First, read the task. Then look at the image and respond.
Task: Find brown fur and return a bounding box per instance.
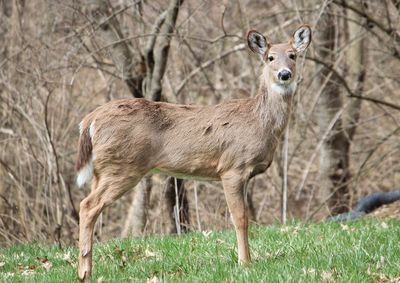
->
[77,25,312,281]
[76,127,93,172]
[78,95,289,180]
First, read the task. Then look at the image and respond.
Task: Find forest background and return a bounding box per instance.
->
[0,0,399,247]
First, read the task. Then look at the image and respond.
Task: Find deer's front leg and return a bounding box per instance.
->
[221,171,251,264]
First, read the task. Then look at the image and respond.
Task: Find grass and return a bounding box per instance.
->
[1,219,400,282]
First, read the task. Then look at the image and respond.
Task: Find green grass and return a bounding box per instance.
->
[1,219,400,282]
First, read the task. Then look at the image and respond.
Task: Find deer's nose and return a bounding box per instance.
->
[278,70,292,81]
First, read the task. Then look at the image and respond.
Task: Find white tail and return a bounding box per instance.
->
[77,25,312,281]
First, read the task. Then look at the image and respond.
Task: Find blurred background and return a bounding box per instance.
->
[0,0,399,247]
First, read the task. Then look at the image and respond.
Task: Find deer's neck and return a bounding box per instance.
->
[255,76,296,132]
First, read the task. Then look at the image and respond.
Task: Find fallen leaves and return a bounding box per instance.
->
[62,251,74,265]
[202,230,212,238]
[302,268,337,282]
[280,226,290,233]
[114,246,127,268]
[340,223,356,233]
[280,225,301,235]
[376,256,385,270]
[367,268,399,282]
[36,256,53,271]
[14,264,36,277]
[147,275,160,283]
[381,222,389,229]
[0,254,57,279]
[302,267,316,278]
[321,270,335,282]
[144,248,158,258]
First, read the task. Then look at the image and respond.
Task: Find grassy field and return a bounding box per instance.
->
[1,219,399,282]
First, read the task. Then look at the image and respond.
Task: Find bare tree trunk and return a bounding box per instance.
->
[343,4,366,141]
[162,177,190,234]
[316,2,366,215]
[316,5,351,215]
[121,176,152,237]
[90,0,145,98]
[342,1,366,206]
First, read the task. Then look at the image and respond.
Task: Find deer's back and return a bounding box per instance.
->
[86,98,271,178]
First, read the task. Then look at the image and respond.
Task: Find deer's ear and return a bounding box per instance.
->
[247,30,268,55]
[292,25,312,53]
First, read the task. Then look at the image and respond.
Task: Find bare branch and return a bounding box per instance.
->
[332,0,400,58]
[306,56,400,111]
[147,0,184,101]
[176,43,246,96]
[90,0,145,97]
[347,94,400,111]
[144,10,168,92]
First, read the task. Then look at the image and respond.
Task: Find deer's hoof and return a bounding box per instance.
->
[239,259,251,266]
[78,269,90,282]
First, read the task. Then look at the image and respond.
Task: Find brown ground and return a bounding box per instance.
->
[369,201,400,220]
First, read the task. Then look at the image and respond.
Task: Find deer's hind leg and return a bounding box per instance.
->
[78,171,143,281]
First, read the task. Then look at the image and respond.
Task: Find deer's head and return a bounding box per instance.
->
[247,25,312,96]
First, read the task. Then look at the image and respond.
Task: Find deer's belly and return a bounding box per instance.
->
[149,168,220,181]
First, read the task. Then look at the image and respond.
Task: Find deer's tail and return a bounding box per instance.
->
[76,119,95,188]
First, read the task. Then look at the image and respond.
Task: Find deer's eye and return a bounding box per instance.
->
[289,53,296,60]
[268,56,274,62]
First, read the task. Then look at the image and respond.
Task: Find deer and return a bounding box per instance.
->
[76,25,312,281]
